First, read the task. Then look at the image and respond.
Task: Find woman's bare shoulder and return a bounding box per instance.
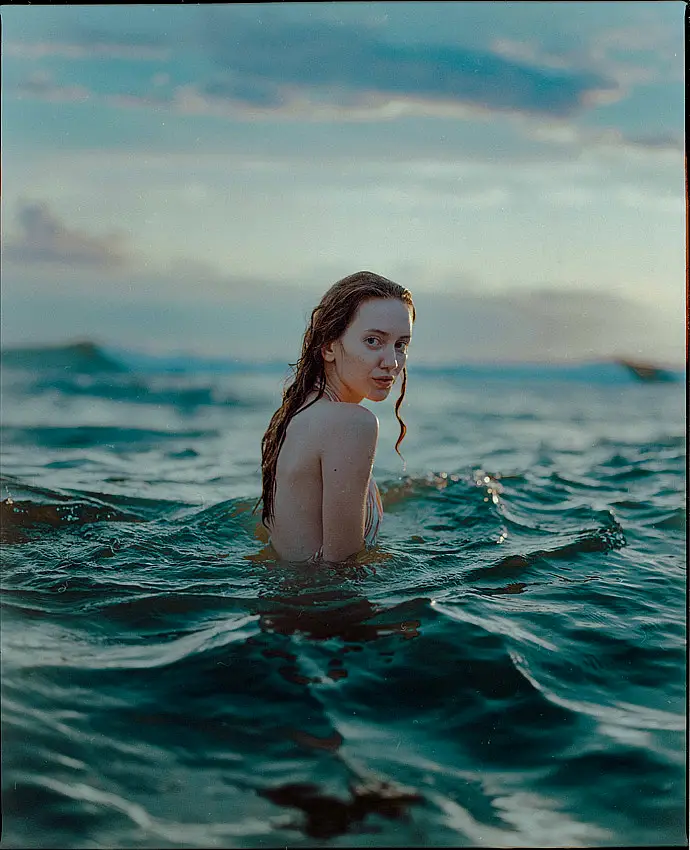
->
[320,403,379,451]
[325,399,378,427]
[296,398,378,441]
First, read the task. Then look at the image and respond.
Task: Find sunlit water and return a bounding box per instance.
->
[1,343,686,848]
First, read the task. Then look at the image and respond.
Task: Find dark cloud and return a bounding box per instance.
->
[621,132,684,152]
[199,14,615,118]
[3,259,682,364]
[55,11,173,58]
[411,288,676,363]
[16,71,90,102]
[5,201,129,269]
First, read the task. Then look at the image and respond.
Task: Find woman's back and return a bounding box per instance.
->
[268,391,380,562]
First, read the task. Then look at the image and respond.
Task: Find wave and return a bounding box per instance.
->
[2,341,684,383]
[0,475,190,543]
[460,517,626,585]
[1,425,218,449]
[0,494,145,544]
[0,340,284,377]
[1,341,270,407]
[1,340,126,374]
[25,376,239,409]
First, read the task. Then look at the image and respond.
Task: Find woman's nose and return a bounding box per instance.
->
[381,345,398,369]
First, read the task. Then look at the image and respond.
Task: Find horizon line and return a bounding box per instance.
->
[0,337,685,372]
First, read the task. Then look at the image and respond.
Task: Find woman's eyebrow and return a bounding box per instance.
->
[363,328,411,340]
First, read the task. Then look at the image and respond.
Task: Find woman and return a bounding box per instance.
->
[257,271,415,563]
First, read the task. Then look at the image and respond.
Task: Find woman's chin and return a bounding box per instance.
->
[367,384,393,401]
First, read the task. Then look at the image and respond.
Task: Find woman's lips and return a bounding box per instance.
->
[373,377,394,386]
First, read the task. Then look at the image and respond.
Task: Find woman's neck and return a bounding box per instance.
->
[322,384,343,403]
[321,375,364,404]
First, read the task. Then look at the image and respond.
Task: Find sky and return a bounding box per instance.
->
[2,2,686,365]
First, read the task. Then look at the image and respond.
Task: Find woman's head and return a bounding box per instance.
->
[301,271,415,404]
[322,296,413,403]
[258,271,415,526]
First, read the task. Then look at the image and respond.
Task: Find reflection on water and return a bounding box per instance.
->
[254,558,421,648]
[260,776,423,840]
[241,558,426,836]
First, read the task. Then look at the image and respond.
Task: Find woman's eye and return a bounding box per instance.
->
[365,337,408,352]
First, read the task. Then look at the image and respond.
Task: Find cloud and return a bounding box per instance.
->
[587,16,683,85]
[523,122,683,160]
[4,201,130,269]
[7,4,680,131]
[15,70,679,164]
[619,131,684,153]
[197,13,616,119]
[10,36,618,127]
[5,40,169,61]
[2,184,683,363]
[167,83,477,123]
[16,71,91,103]
[5,19,171,61]
[4,243,683,364]
[411,288,685,364]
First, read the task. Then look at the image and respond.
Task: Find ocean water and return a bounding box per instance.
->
[1,342,686,848]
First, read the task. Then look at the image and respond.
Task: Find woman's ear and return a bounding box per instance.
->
[322,341,336,363]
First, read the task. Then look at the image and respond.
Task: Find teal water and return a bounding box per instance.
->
[1,343,686,847]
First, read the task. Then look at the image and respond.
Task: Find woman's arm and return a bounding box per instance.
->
[320,406,379,563]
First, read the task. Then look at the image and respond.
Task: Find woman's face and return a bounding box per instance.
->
[323,297,413,403]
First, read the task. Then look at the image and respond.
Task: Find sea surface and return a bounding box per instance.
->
[1,342,686,848]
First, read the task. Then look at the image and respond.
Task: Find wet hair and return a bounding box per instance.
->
[256,271,415,528]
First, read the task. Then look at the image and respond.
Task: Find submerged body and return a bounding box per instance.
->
[268,385,384,562]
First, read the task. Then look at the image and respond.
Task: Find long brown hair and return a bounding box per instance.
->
[256,271,415,528]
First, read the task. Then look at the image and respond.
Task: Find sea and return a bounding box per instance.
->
[1,342,686,849]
